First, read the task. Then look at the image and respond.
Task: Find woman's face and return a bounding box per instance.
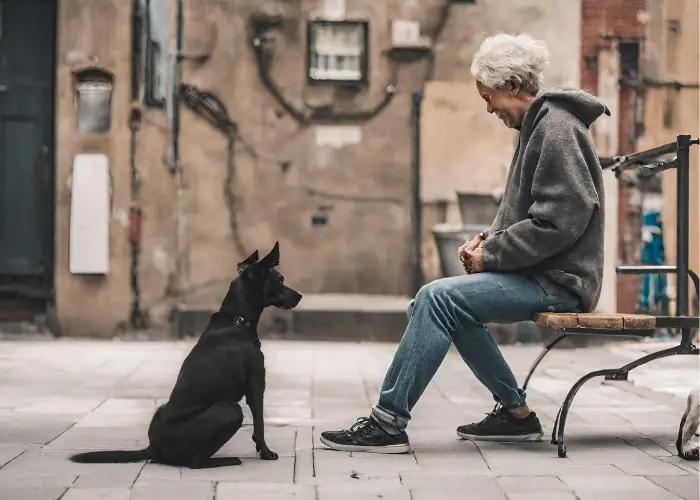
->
[476,80,525,130]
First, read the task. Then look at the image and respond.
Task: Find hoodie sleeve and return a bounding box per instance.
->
[481,121,600,271]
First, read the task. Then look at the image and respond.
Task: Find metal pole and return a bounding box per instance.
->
[173,0,183,169]
[169,0,185,297]
[410,91,423,297]
[676,134,690,317]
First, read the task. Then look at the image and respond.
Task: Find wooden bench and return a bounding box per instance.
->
[533,312,656,331]
[523,311,695,458]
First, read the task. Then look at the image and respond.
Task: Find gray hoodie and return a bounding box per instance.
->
[481,88,610,312]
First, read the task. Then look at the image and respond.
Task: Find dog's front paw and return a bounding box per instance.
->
[259,448,278,461]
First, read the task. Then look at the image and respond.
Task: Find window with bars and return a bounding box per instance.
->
[307,21,368,84]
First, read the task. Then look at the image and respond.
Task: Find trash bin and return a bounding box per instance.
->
[432,223,489,278]
[456,192,500,226]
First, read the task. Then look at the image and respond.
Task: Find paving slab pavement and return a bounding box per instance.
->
[0,338,696,499]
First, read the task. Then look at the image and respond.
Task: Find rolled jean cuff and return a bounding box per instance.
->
[371,404,407,435]
[499,388,527,410]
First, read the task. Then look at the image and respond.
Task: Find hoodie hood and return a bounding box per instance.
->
[522,87,611,132]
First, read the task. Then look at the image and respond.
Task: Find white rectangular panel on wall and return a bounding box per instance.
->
[69,154,110,274]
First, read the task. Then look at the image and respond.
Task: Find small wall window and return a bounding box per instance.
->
[131,0,143,101]
[145,39,164,106]
[74,68,114,133]
[132,0,168,107]
[307,20,369,85]
[619,42,640,80]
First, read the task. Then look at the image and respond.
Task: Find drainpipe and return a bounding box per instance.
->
[169,0,185,297]
[129,106,148,329]
[410,91,423,297]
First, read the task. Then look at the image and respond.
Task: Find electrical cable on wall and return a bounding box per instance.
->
[181,82,404,212]
[422,0,452,81]
[179,83,285,166]
[246,2,453,125]
[248,14,399,125]
[178,83,248,259]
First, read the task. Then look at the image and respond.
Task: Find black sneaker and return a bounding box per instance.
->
[457,405,543,442]
[320,417,411,454]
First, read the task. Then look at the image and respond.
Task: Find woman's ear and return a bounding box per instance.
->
[510,76,522,95]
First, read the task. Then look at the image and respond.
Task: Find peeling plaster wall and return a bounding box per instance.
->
[55,0,132,336]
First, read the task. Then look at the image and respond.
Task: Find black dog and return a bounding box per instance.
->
[70,242,302,469]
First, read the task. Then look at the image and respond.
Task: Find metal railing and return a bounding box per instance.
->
[601,134,700,345]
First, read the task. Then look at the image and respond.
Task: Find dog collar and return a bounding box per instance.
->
[233,316,254,330]
[218,308,258,337]
[236,316,260,344]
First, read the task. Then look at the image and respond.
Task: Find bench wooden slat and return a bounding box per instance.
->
[533,312,655,330]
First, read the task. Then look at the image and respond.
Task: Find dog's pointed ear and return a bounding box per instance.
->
[257,241,280,269]
[237,249,259,272]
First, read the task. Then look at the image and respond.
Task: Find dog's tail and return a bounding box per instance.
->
[69,448,151,464]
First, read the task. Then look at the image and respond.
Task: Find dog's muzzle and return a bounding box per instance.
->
[280,287,303,310]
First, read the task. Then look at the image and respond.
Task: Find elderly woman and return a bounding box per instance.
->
[320,33,610,452]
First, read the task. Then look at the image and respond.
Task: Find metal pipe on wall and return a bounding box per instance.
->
[410,91,423,297]
[169,0,185,297]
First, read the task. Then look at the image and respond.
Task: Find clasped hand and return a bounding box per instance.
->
[458,236,484,274]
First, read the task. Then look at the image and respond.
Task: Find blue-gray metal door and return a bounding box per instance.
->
[0,0,56,298]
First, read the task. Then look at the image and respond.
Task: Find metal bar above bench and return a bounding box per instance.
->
[616,266,700,307]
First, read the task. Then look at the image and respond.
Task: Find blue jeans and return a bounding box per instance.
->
[371,272,581,434]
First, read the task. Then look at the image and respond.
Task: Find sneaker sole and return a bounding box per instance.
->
[319,435,411,454]
[456,430,544,443]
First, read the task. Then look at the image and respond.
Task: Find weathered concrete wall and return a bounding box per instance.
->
[55,0,133,336]
[639,0,699,314]
[55,0,582,336]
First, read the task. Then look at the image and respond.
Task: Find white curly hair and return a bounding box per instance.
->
[471,33,550,95]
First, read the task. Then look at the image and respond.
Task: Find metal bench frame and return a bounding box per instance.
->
[523,134,700,458]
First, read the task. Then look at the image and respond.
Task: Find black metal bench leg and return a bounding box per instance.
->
[554,344,685,458]
[556,369,617,457]
[551,406,562,445]
[522,333,568,391]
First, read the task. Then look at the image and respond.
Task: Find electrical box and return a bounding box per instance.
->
[392,20,420,45]
[390,20,431,50]
[69,154,111,275]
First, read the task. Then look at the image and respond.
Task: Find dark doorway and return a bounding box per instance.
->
[0,0,57,320]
